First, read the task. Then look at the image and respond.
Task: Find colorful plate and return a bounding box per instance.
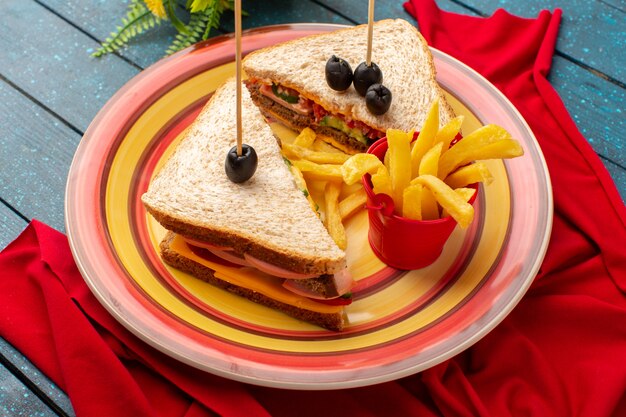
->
[65,24,552,389]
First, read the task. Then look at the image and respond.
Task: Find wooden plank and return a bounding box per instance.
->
[0,338,75,417]
[0,205,28,251]
[219,0,353,32]
[0,79,80,234]
[601,0,625,11]
[0,0,139,132]
[0,361,61,417]
[40,0,177,69]
[550,55,625,168]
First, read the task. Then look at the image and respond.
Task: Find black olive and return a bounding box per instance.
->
[353,62,383,96]
[365,84,392,115]
[225,144,258,183]
[325,55,353,91]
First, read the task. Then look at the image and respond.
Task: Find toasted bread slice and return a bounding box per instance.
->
[243,19,455,139]
[160,232,346,331]
[142,79,346,277]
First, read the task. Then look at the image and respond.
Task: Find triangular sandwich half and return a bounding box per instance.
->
[142,79,352,331]
[243,19,455,154]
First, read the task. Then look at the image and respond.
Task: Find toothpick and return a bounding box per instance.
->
[366,0,374,66]
[235,0,243,156]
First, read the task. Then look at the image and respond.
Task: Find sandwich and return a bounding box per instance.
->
[243,19,455,155]
[142,79,353,331]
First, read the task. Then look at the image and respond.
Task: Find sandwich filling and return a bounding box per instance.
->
[181,235,354,306]
[246,80,385,154]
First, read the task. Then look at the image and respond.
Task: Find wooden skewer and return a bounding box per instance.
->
[235,0,243,156]
[366,0,374,66]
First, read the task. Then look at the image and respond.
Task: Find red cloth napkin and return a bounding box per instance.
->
[2,1,626,416]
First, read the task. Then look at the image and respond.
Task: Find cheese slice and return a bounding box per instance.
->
[169,234,343,314]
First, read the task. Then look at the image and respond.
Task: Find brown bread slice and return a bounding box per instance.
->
[142,79,346,277]
[160,232,346,331]
[243,19,455,143]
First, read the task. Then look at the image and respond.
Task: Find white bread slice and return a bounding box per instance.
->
[142,79,346,276]
[243,19,455,133]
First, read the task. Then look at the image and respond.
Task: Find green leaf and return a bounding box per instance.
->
[165,0,190,34]
[189,0,212,13]
[92,0,162,57]
[166,1,228,55]
[94,0,239,57]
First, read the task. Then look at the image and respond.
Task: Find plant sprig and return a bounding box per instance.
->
[93,0,236,58]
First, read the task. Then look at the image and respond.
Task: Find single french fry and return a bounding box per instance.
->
[412,175,474,228]
[339,188,367,220]
[438,137,523,179]
[451,124,512,153]
[455,187,477,202]
[312,138,344,154]
[324,181,347,249]
[283,143,350,164]
[341,153,383,185]
[417,141,444,220]
[441,187,476,218]
[340,182,364,200]
[444,162,494,189]
[410,99,439,177]
[387,129,413,213]
[419,142,444,176]
[293,127,317,148]
[292,160,344,181]
[371,165,392,197]
[421,189,440,220]
[436,115,464,152]
[436,124,511,177]
[281,143,302,160]
[402,184,423,220]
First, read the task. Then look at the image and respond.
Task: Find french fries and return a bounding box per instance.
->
[419,142,443,177]
[341,154,383,185]
[281,99,524,249]
[312,138,344,154]
[411,175,474,228]
[324,181,347,250]
[282,142,351,165]
[444,162,493,189]
[402,184,423,220]
[292,160,343,182]
[387,129,413,212]
[435,115,464,152]
[371,165,392,196]
[418,142,443,220]
[410,99,438,177]
[344,102,521,229]
[437,125,522,178]
[293,127,317,148]
[339,188,367,220]
[282,129,368,251]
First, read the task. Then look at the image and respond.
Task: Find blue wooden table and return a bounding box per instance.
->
[0,0,624,414]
